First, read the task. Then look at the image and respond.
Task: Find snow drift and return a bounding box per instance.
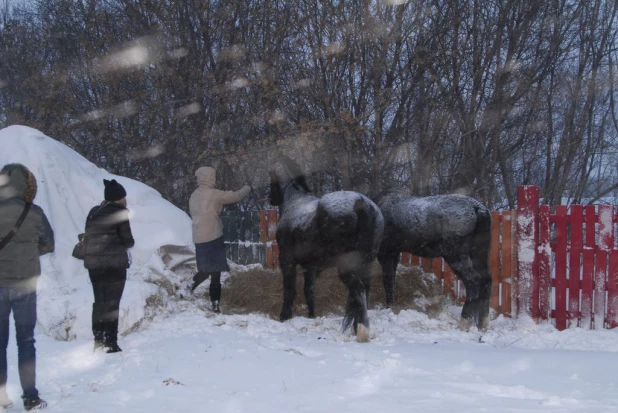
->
[0,125,195,340]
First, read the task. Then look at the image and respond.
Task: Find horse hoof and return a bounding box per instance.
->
[280,313,292,322]
[458,318,473,332]
[356,324,370,343]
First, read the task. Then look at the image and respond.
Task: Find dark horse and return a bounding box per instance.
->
[375,190,492,331]
[269,156,384,342]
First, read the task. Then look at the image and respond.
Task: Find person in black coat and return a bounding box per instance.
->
[83,179,134,353]
[0,163,53,411]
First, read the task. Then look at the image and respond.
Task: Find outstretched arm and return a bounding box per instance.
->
[218,185,252,205]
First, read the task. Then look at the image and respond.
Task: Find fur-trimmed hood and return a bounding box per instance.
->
[0,163,38,203]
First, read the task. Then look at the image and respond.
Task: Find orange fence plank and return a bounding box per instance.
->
[443,263,457,301]
[401,253,412,266]
[501,211,514,317]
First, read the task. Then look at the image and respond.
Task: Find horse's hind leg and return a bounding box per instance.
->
[473,256,492,330]
[280,262,297,322]
[445,254,492,331]
[302,266,317,318]
[378,252,399,307]
[339,264,371,342]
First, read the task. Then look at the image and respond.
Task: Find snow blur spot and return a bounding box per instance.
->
[82,109,105,122]
[509,357,532,372]
[454,382,549,400]
[0,187,16,198]
[540,396,580,406]
[291,78,311,90]
[229,78,249,90]
[169,48,188,58]
[101,45,150,72]
[175,103,201,119]
[81,100,137,122]
[0,174,8,186]
[219,44,246,61]
[144,145,165,158]
[323,42,344,56]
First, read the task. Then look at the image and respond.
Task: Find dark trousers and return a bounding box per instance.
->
[89,269,126,345]
[0,284,38,400]
[209,272,221,303]
[192,272,221,303]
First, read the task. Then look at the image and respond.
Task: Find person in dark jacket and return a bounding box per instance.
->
[0,164,53,411]
[84,179,134,353]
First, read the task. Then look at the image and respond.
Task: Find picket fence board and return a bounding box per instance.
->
[553,206,568,330]
[581,205,596,328]
[538,205,551,320]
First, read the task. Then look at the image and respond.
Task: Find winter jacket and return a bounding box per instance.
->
[189,167,251,243]
[0,164,54,287]
[84,202,135,270]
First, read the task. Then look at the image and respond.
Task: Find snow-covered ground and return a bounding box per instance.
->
[1,125,617,412]
[5,306,616,413]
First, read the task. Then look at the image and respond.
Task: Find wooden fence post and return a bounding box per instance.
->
[516,186,540,319]
[595,205,613,329]
[259,210,279,269]
[537,205,551,321]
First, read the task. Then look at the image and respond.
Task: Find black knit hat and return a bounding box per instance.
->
[104,179,127,201]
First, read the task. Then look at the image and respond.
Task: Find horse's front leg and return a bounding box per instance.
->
[377,252,399,307]
[302,266,318,318]
[280,261,297,322]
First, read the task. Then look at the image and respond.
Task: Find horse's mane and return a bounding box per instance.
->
[278,155,311,193]
[373,188,408,204]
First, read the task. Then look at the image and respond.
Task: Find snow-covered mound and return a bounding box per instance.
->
[0,125,195,340]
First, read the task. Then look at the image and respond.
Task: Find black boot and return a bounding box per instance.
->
[93,320,105,350]
[190,271,210,293]
[105,343,122,354]
[23,396,47,411]
[209,273,222,313]
[103,320,122,353]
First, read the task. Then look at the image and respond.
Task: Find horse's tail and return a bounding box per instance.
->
[354,196,382,261]
[473,205,492,257]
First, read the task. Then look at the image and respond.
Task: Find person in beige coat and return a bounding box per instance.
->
[189,166,251,312]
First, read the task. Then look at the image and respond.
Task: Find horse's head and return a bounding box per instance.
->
[268,155,311,206]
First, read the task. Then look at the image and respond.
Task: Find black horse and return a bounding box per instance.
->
[375,190,492,331]
[269,156,384,342]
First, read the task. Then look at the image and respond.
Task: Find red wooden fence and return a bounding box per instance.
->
[518,186,618,330]
[257,186,618,330]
